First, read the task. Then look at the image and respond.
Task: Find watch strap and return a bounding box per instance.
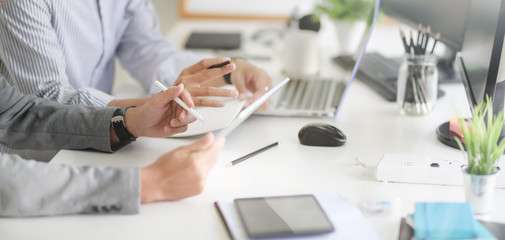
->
[111,107,136,150]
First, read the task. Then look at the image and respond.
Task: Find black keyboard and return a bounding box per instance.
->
[333,53,400,101]
[333,52,445,102]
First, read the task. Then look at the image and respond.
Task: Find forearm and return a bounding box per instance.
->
[0,80,115,152]
[107,98,149,108]
[116,0,200,92]
[0,154,140,217]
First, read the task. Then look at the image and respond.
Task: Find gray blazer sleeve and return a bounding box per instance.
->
[0,77,141,216]
[0,77,114,152]
[0,153,140,217]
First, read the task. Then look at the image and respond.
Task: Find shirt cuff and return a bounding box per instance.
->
[83,167,141,215]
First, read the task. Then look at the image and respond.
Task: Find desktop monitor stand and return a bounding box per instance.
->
[436,121,505,150]
[438,81,505,149]
[436,121,460,149]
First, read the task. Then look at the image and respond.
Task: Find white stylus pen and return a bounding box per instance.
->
[154,81,206,122]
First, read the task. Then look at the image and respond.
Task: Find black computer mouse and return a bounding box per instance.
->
[298,123,346,147]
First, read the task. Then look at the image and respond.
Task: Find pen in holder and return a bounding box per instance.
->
[398,27,440,116]
[397,54,438,115]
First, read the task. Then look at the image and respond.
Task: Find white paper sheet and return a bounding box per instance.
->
[215,192,380,240]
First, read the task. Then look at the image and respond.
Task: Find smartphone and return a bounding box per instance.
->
[234,194,335,238]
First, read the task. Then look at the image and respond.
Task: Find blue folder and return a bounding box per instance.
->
[413,202,495,239]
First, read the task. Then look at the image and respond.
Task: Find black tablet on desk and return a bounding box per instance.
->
[185,32,241,50]
[234,194,335,238]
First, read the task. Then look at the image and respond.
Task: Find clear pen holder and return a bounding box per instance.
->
[397,54,438,116]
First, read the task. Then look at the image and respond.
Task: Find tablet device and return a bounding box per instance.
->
[216,77,290,138]
[234,194,335,238]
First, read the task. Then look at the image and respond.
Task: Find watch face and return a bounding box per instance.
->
[111,115,125,125]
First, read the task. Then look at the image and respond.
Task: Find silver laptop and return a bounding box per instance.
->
[256,0,380,118]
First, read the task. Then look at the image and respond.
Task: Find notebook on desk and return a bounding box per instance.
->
[255,0,380,118]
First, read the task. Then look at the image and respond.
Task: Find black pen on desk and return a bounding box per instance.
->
[225,142,279,167]
[208,58,238,69]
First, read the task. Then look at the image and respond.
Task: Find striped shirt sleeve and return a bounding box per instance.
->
[0,0,114,107]
[116,0,201,94]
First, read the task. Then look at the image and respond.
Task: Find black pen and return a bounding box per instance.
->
[208,58,238,69]
[225,142,279,167]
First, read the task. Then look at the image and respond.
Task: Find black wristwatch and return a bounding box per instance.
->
[111,107,136,150]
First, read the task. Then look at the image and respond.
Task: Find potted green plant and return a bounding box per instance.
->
[313,0,373,54]
[454,96,505,214]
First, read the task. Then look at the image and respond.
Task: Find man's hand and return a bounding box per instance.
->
[140,133,225,203]
[229,58,273,110]
[175,57,239,107]
[124,84,196,138]
[174,57,273,111]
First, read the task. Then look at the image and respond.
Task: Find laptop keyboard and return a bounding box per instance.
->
[276,79,345,111]
[333,52,446,101]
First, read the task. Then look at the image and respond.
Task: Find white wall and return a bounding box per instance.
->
[151,0,179,34]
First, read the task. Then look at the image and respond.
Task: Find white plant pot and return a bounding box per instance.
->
[334,20,366,55]
[462,169,498,214]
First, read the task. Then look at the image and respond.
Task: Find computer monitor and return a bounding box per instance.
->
[458,0,505,111]
[381,0,471,83]
[436,0,505,149]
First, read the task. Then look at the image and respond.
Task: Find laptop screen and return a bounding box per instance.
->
[334,0,381,117]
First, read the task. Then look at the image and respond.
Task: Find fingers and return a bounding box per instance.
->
[164,125,188,135]
[246,85,269,105]
[183,133,215,152]
[244,83,271,109]
[178,87,195,108]
[189,86,239,107]
[152,84,184,108]
[193,98,226,108]
[170,110,196,128]
[183,57,231,75]
[177,58,236,86]
[185,63,236,86]
[188,86,238,98]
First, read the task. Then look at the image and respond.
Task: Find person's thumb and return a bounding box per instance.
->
[184,132,215,152]
[154,84,184,107]
[232,75,248,101]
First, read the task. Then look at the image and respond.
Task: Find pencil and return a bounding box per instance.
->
[430,32,440,54]
[225,142,279,167]
[208,58,238,69]
[399,28,410,53]
[153,81,206,122]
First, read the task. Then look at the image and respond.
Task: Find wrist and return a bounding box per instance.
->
[140,167,162,203]
[123,106,141,138]
[111,107,137,150]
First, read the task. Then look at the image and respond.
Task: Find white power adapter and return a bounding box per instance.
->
[375,153,505,188]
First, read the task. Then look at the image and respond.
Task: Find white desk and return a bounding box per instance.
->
[1,20,504,240]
